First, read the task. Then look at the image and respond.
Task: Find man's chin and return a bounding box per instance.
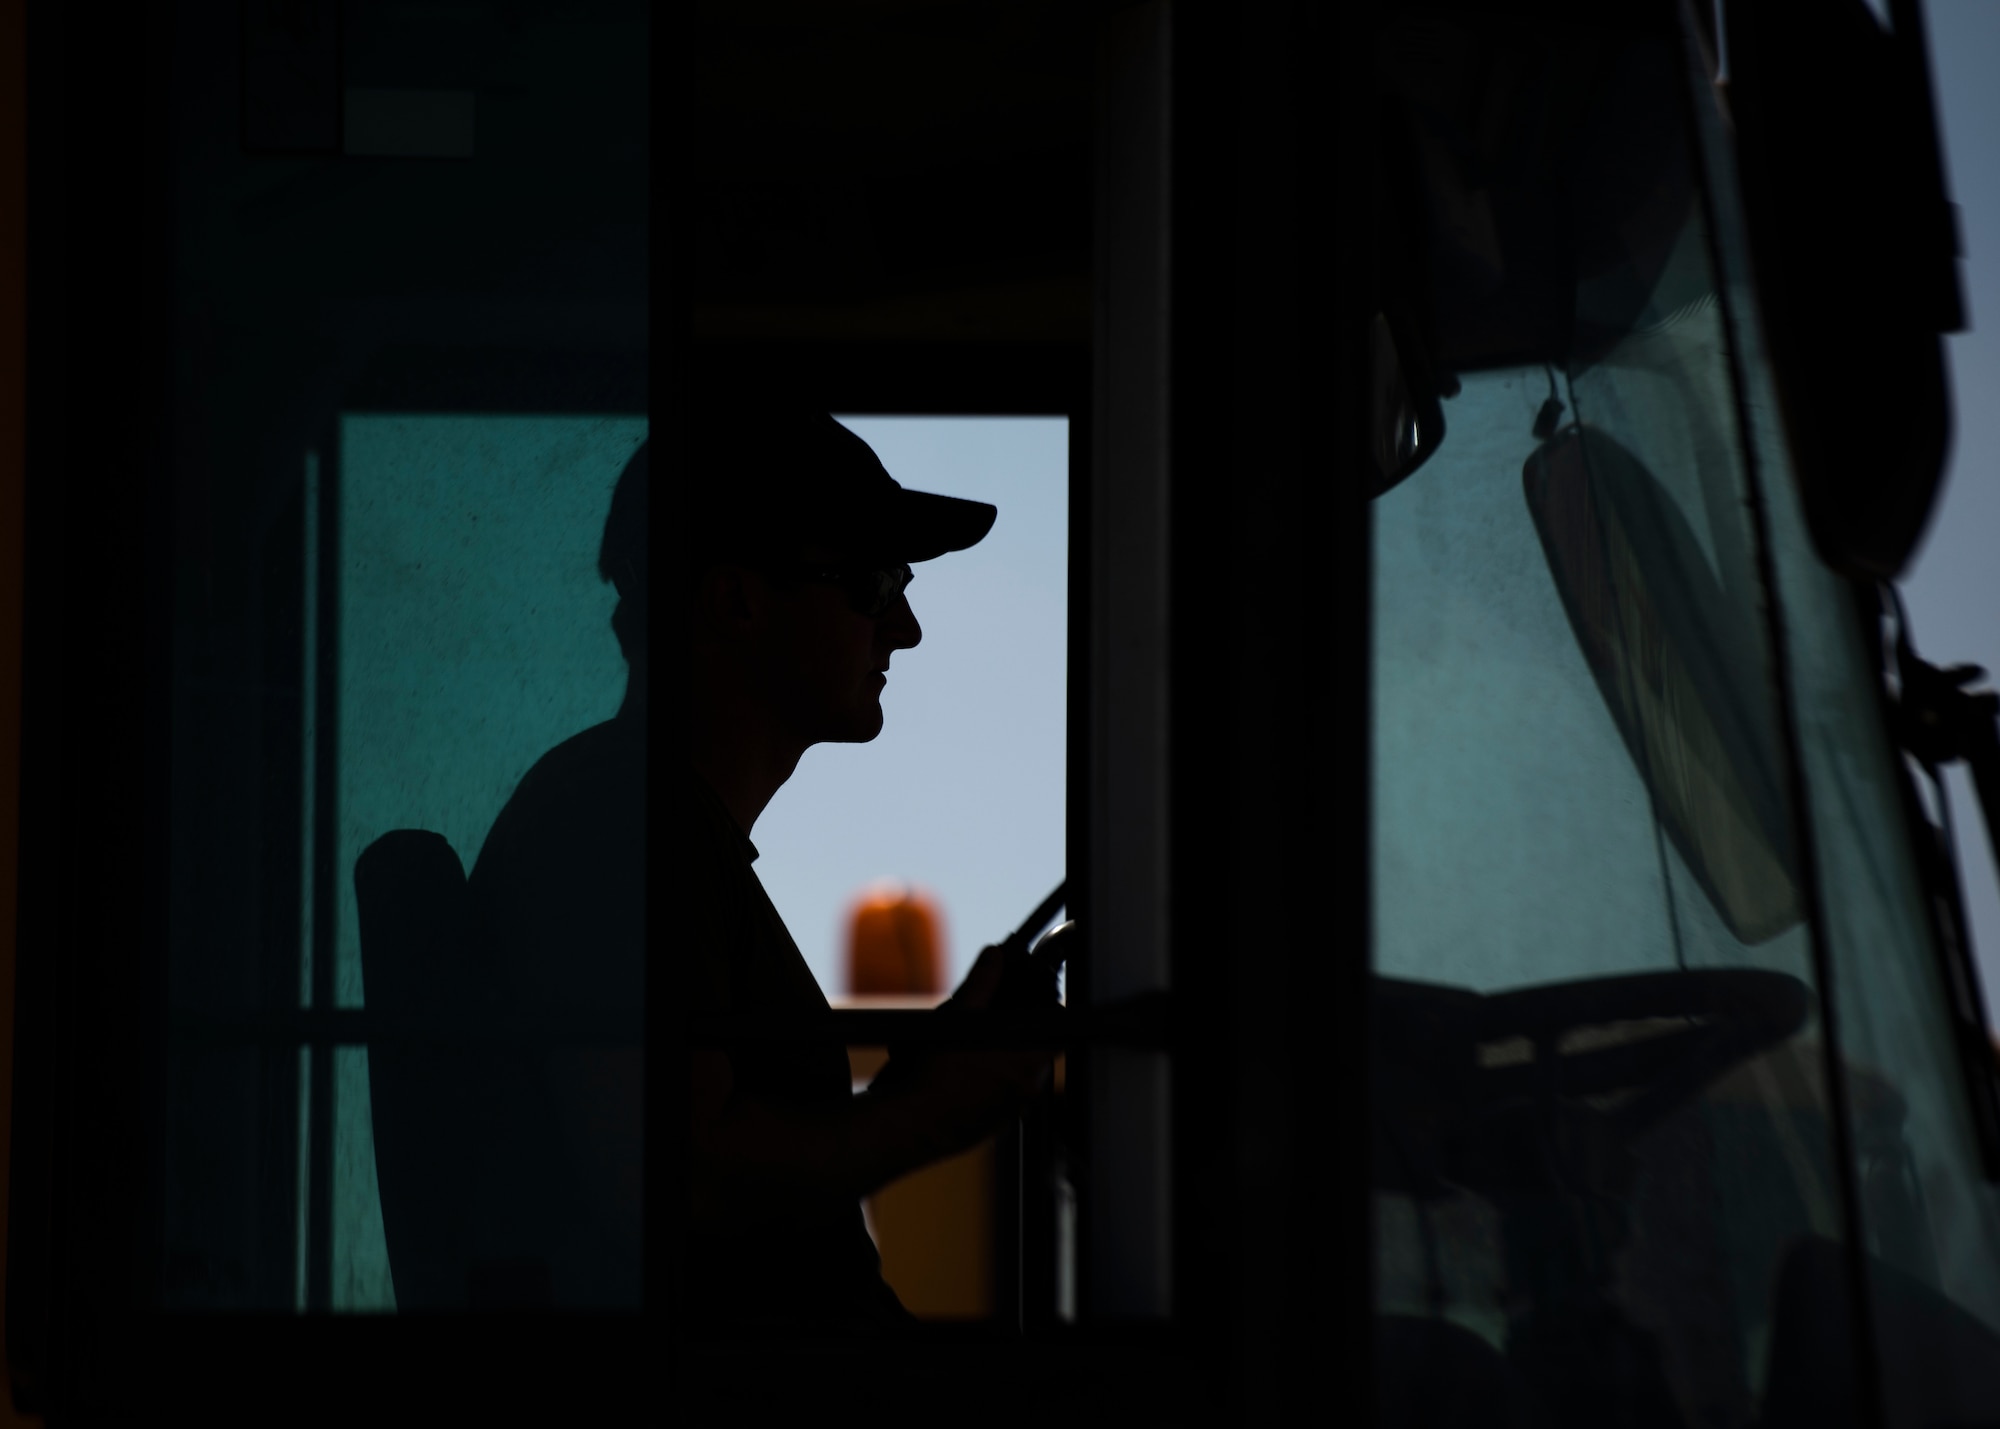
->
[822,703,886,744]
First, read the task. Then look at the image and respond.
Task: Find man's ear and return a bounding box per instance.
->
[694,562,761,635]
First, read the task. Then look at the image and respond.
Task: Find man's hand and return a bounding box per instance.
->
[947,940,1063,1013]
[692,944,1063,1223]
[946,942,1009,1011]
[912,942,1058,1104]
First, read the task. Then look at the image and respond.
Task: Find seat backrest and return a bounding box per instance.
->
[353,829,474,1311]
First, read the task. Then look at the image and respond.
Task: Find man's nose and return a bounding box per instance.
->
[880,593,921,650]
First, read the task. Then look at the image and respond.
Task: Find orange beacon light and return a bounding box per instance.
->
[845,881,946,997]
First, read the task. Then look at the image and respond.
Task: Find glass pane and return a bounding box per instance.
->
[1371,20,1849,1427]
[754,417,1069,1002]
[332,414,646,1309]
[1689,18,2000,1422]
[748,416,1071,1325]
[161,0,648,1313]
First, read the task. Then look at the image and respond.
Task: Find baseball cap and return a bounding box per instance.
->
[688,401,997,565]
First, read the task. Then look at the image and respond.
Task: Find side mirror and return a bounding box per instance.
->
[1724,0,1964,580]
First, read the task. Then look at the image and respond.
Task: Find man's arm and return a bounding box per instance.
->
[689,1047,1030,1227]
[689,946,1050,1227]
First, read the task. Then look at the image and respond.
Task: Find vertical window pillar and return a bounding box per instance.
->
[1090,0,1175,1322]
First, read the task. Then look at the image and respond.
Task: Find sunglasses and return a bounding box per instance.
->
[768,561,915,618]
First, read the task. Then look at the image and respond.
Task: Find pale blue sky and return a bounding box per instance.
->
[1904,0,2000,1022]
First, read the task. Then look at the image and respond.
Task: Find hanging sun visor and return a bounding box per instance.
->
[1525,424,1803,944]
[1373,10,1698,382]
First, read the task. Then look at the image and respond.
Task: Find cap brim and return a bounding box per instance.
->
[875,488,998,563]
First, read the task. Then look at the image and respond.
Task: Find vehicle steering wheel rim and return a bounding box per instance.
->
[1371,968,1811,1195]
[1472,968,1810,1135]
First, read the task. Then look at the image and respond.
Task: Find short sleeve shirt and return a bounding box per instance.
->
[468,706,904,1324]
[677,757,906,1325]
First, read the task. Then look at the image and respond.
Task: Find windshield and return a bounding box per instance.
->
[1370,9,2000,1428]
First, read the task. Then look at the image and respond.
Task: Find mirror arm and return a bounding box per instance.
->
[1902,658,2000,912]
[1884,585,2000,1177]
[1892,625,2000,889]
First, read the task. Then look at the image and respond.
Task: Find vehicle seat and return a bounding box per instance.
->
[353,828,480,1310]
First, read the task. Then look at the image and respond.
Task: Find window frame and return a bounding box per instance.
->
[660,343,1098,1356]
[11,0,1378,1417]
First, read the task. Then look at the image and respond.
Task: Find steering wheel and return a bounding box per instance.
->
[1372,968,1810,1196]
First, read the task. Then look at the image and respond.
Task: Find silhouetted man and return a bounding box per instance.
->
[467,403,1054,1323]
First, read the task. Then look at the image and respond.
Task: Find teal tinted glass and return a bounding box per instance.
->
[1690,17,2000,1422]
[330,414,645,1308]
[1372,10,2000,1426]
[1371,16,1849,1426]
[160,0,648,1314]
